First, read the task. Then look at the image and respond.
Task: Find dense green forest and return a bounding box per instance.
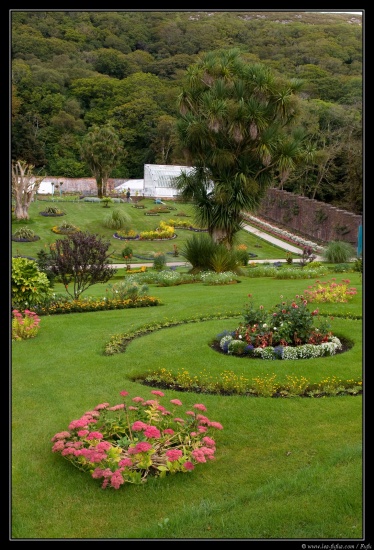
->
[11,10,363,213]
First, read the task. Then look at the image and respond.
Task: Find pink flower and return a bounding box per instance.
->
[129,441,153,454]
[144,426,161,439]
[107,404,125,411]
[209,421,223,430]
[94,403,110,410]
[131,420,148,431]
[193,403,207,412]
[202,436,216,447]
[151,390,164,397]
[92,468,106,479]
[174,417,185,424]
[196,414,210,424]
[119,458,133,468]
[170,399,183,406]
[163,428,174,435]
[200,447,215,460]
[96,441,111,451]
[186,411,195,416]
[120,390,129,397]
[52,441,65,452]
[110,470,125,489]
[132,396,144,403]
[198,426,208,433]
[166,449,183,461]
[183,461,195,471]
[191,449,206,463]
[86,431,103,440]
[51,431,71,441]
[77,430,89,437]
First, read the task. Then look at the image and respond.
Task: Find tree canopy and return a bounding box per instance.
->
[175,49,309,247]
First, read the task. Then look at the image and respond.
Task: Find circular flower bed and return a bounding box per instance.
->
[211,333,346,360]
[211,293,347,360]
[51,222,80,234]
[40,211,65,217]
[12,235,40,242]
[51,389,223,490]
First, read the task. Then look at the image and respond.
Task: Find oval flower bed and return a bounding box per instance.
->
[12,235,40,242]
[51,222,80,234]
[51,389,223,490]
[212,332,344,360]
[211,293,346,360]
[40,206,65,217]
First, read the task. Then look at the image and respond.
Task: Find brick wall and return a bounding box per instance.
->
[256,188,362,246]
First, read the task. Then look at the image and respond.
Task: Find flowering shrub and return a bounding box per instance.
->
[303,278,357,303]
[12,309,41,341]
[51,390,223,490]
[213,293,340,359]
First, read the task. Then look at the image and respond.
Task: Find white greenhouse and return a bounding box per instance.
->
[143,164,194,198]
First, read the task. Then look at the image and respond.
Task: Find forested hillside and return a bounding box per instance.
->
[11,10,363,213]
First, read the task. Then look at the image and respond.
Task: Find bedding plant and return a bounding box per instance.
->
[51,389,223,490]
[213,293,342,360]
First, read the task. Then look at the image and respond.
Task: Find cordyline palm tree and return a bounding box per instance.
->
[175,48,308,248]
[80,124,124,198]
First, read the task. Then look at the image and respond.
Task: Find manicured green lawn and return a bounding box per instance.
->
[11,197,300,263]
[11,268,363,539]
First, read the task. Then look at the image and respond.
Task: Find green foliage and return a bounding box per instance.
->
[103,208,131,230]
[175,48,308,247]
[353,257,363,273]
[180,233,243,274]
[209,246,242,275]
[41,205,65,215]
[107,280,149,302]
[12,227,38,240]
[11,257,53,310]
[101,197,113,207]
[121,245,133,259]
[322,240,356,263]
[80,124,124,197]
[11,11,362,215]
[153,252,167,271]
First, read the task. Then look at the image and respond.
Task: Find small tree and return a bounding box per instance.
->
[49,231,117,300]
[12,160,45,220]
[80,124,124,198]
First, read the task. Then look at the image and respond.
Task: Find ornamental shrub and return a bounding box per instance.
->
[322,240,356,263]
[11,257,53,310]
[12,227,38,240]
